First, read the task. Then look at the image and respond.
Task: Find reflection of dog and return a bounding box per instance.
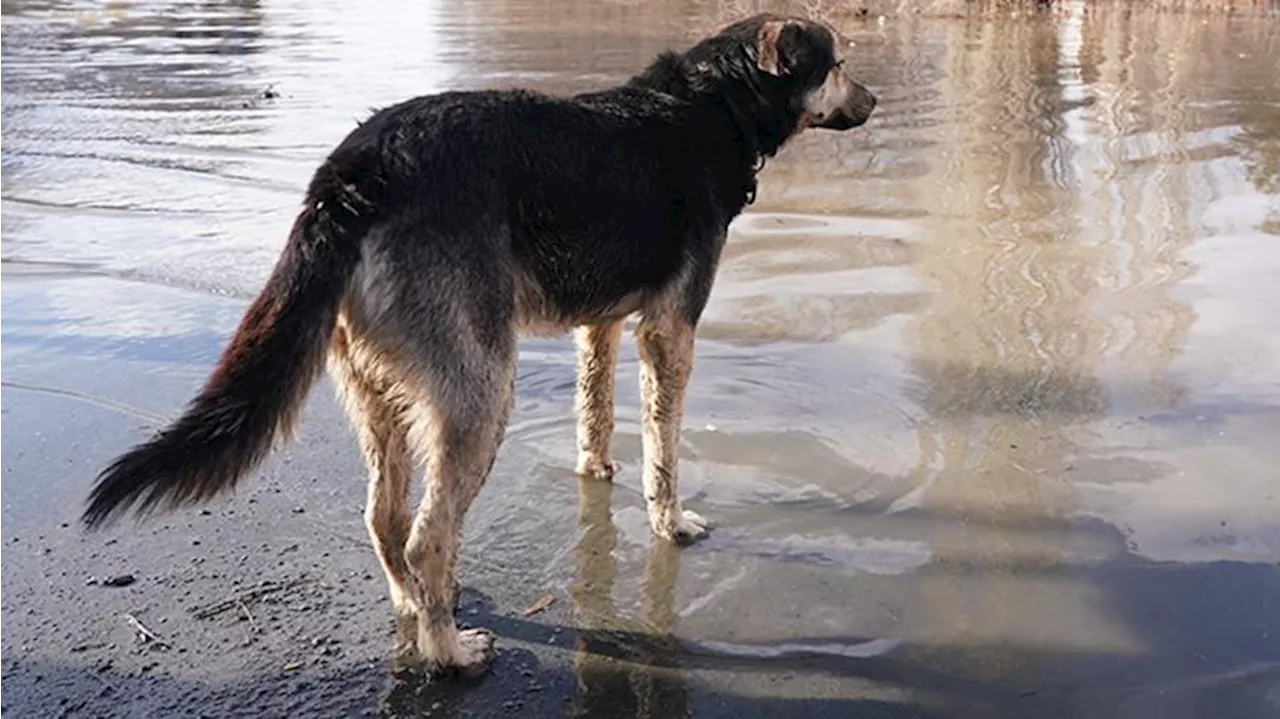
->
[570,479,688,717]
[81,13,875,676]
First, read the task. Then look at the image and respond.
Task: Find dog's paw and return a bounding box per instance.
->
[416,627,497,678]
[656,509,713,545]
[449,628,497,678]
[400,625,498,679]
[674,509,713,544]
[576,456,618,481]
[392,611,420,662]
[391,625,422,677]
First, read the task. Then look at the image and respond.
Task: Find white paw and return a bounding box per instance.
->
[668,509,713,545]
[576,456,618,481]
[452,628,497,677]
[417,626,496,678]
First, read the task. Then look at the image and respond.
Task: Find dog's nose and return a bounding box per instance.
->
[847,85,876,126]
[818,113,857,131]
[854,83,876,113]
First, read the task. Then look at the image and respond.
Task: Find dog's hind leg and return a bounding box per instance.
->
[574,320,623,480]
[402,336,516,676]
[330,322,419,658]
[635,312,713,544]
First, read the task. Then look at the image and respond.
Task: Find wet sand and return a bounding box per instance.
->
[4,1,1279,717]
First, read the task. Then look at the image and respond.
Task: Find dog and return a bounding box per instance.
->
[82,13,876,676]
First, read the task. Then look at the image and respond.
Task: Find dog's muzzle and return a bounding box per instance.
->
[814,81,876,131]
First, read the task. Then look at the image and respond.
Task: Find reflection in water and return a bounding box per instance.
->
[3,0,1279,715]
[905,9,1101,626]
[570,479,689,718]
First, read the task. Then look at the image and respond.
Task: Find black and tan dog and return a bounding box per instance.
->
[82,14,876,675]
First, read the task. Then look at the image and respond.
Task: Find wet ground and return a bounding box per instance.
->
[3,1,1279,717]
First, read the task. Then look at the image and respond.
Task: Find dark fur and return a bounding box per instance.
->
[82,14,874,528]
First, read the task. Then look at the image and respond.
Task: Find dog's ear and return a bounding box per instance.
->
[756,20,801,76]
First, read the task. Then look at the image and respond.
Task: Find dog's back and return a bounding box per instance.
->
[341,86,742,334]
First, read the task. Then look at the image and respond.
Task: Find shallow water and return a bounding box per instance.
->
[3,1,1279,716]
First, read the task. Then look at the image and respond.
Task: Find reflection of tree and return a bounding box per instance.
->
[67,0,266,54]
[1077,6,1200,404]
[892,3,1261,673]
[898,13,1113,675]
[1235,120,1280,196]
[485,0,698,94]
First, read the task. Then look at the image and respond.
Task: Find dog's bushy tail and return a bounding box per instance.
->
[82,163,380,529]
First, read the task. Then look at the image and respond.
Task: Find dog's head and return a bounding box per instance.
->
[700,14,877,135]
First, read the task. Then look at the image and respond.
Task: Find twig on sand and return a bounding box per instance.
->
[522,592,556,617]
[123,613,171,649]
[237,599,260,644]
[190,577,309,620]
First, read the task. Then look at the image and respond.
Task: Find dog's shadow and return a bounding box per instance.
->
[382,478,691,717]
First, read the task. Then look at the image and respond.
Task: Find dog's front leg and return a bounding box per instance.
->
[636,314,712,544]
[575,320,623,480]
